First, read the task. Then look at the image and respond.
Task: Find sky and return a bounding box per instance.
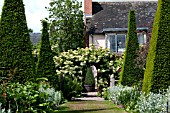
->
[0,0,51,33]
[0,0,157,33]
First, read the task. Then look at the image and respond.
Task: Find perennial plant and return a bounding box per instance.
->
[108,85,170,113]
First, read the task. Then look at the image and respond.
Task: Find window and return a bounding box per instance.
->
[137,33,145,45]
[106,33,146,53]
[106,34,126,53]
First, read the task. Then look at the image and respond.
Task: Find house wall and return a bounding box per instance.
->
[89,34,105,48]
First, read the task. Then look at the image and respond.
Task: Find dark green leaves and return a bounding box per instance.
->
[119,11,140,86]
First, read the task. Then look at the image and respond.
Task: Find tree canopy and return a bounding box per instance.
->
[47,0,85,53]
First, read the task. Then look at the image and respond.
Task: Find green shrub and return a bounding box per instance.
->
[119,10,139,86]
[0,0,35,83]
[0,81,62,112]
[60,75,82,100]
[36,21,58,90]
[84,67,95,86]
[142,0,170,93]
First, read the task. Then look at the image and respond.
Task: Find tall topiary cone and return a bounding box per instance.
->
[0,0,35,83]
[119,11,139,86]
[36,20,58,89]
[142,0,170,93]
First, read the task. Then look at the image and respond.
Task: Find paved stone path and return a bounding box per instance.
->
[72,92,104,101]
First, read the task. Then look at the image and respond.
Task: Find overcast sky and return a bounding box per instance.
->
[0,0,157,33]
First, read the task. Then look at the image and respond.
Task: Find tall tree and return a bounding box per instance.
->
[142,0,170,93]
[36,21,58,89]
[47,0,84,53]
[0,0,35,83]
[119,11,139,86]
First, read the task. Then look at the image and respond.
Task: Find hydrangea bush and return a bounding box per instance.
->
[108,85,170,113]
[53,46,123,97]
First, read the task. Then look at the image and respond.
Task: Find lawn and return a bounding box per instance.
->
[56,100,127,113]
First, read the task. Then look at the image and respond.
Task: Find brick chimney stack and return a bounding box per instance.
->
[84,0,92,47]
[84,0,92,17]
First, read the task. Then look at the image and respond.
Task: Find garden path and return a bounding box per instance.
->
[57,92,127,113]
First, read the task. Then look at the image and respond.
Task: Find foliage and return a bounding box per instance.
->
[38,82,63,108]
[108,85,170,113]
[108,85,140,111]
[134,44,149,78]
[142,0,170,93]
[47,0,84,53]
[119,10,139,86]
[36,20,58,90]
[53,46,123,97]
[60,75,83,100]
[84,67,95,86]
[0,0,35,83]
[0,80,62,112]
[0,103,11,113]
[102,88,109,100]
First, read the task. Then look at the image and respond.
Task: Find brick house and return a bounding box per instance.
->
[84,0,157,53]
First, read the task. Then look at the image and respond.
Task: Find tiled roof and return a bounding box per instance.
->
[29,33,41,45]
[90,1,157,34]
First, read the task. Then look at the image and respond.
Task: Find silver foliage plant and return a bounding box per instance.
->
[0,103,11,113]
[108,85,170,113]
[39,83,62,107]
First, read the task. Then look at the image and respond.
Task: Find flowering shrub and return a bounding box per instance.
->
[108,85,170,113]
[53,46,123,97]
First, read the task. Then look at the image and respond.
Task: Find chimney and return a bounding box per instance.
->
[84,0,92,18]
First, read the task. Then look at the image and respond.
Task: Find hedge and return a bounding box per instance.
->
[36,21,58,89]
[0,0,35,83]
[142,0,170,93]
[119,10,139,86]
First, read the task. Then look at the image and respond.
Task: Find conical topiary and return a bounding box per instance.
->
[142,0,170,93]
[0,0,35,83]
[119,10,139,86]
[84,67,95,86]
[36,20,58,89]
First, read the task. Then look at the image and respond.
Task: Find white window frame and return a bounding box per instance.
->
[105,33,126,53]
[106,32,146,53]
[137,32,146,45]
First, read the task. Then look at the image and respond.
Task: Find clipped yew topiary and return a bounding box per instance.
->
[36,21,58,89]
[119,11,139,86]
[142,0,170,93]
[84,66,95,92]
[0,0,35,83]
[84,67,95,86]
